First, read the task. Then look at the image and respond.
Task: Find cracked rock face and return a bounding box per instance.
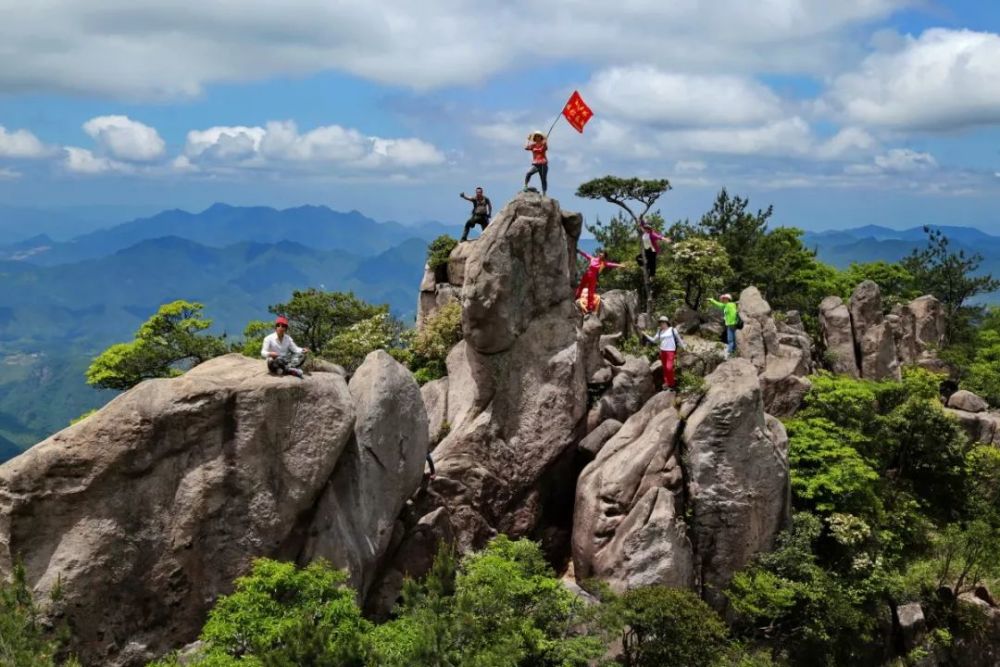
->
[572,359,790,610]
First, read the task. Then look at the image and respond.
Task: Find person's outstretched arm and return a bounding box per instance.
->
[604,260,624,268]
[577,248,593,261]
[459,192,473,201]
[642,331,659,344]
[708,298,723,308]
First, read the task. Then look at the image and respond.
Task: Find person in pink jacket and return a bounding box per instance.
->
[576,249,622,313]
[638,217,671,277]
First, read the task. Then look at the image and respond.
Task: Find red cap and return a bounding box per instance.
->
[275,316,289,326]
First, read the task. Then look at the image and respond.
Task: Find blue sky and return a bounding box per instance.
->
[0,0,998,232]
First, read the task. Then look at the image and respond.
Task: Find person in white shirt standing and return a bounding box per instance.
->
[643,315,686,391]
[261,315,309,378]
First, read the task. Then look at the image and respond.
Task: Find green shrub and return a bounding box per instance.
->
[0,562,78,666]
[426,235,458,273]
[322,312,406,374]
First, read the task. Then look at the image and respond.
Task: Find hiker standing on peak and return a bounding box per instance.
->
[709,293,740,358]
[524,131,549,195]
[262,316,309,378]
[644,316,686,391]
[459,187,492,242]
[576,249,622,313]
[638,217,671,278]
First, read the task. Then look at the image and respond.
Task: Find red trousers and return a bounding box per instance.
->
[659,350,676,388]
[576,270,599,311]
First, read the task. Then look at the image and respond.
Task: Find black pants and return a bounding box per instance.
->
[636,249,657,277]
[461,214,489,241]
[267,352,305,374]
[525,163,548,193]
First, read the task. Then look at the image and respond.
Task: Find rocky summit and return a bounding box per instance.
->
[0,192,965,665]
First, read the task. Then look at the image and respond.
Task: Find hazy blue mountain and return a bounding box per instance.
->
[0,433,20,462]
[0,204,161,243]
[0,203,454,266]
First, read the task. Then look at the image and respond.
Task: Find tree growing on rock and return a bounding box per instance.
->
[85,300,226,390]
[269,288,385,353]
[576,176,671,312]
[901,227,1000,342]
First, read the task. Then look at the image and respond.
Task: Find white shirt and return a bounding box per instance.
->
[261,331,303,358]
[644,327,685,352]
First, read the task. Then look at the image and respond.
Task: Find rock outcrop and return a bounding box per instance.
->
[736,287,812,417]
[820,283,946,380]
[300,350,428,598]
[573,359,790,610]
[0,355,362,665]
[408,193,587,553]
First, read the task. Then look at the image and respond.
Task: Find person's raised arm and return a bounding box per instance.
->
[459,192,474,201]
[708,297,723,308]
[577,248,593,261]
[604,260,624,269]
[642,330,658,344]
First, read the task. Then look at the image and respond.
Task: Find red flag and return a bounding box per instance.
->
[562,90,594,133]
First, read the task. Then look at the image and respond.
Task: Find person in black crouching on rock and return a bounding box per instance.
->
[459,187,492,241]
[261,316,309,378]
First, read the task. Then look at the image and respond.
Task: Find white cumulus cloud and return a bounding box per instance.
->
[587,66,784,127]
[0,126,51,158]
[826,28,1000,130]
[183,120,445,172]
[63,147,131,174]
[82,115,166,162]
[0,0,914,99]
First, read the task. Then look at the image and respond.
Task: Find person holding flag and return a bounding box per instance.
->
[524,131,549,195]
[522,91,594,196]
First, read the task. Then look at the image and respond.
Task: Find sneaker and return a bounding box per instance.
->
[286,368,303,378]
[275,367,284,377]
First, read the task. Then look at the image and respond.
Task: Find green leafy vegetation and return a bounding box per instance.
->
[85,300,227,390]
[410,301,463,384]
[426,234,459,274]
[0,562,79,666]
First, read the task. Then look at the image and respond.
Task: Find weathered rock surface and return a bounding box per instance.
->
[685,359,791,609]
[944,408,1000,446]
[0,354,356,666]
[587,356,655,428]
[573,393,694,591]
[578,419,622,459]
[850,281,900,381]
[421,377,450,445]
[447,240,475,287]
[947,389,988,414]
[461,195,582,354]
[737,287,813,416]
[896,602,926,652]
[417,282,460,332]
[573,359,790,610]
[892,295,947,365]
[404,193,587,554]
[301,350,429,598]
[597,290,638,338]
[819,295,859,378]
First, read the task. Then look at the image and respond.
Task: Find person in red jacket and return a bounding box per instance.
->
[523,131,549,195]
[576,249,622,313]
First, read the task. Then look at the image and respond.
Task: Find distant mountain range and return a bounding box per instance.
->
[2,204,999,463]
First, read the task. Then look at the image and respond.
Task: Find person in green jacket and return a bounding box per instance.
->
[709,293,739,357]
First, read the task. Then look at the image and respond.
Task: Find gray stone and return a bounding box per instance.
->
[684,359,791,610]
[447,241,475,287]
[573,393,694,592]
[0,354,356,665]
[598,290,639,338]
[578,419,623,459]
[948,389,989,414]
[421,377,450,445]
[602,344,627,366]
[897,602,926,652]
[302,350,429,598]
[819,296,859,378]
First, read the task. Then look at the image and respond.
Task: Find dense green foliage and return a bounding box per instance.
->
[269,289,386,353]
[410,301,463,383]
[85,300,227,390]
[427,234,459,273]
[728,369,1000,665]
[321,310,407,373]
[0,563,79,666]
[902,227,1000,342]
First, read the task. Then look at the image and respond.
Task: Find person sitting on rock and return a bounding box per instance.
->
[576,286,602,314]
[523,131,549,195]
[261,316,309,378]
[637,217,671,278]
[576,249,622,313]
[643,316,686,391]
[709,293,739,358]
[459,187,492,242]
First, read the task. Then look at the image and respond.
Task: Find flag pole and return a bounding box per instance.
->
[545,110,563,139]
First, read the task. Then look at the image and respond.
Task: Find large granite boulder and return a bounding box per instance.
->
[573,393,694,591]
[850,281,900,380]
[461,194,582,354]
[948,389,989,414]
[685,359,791,610]
[301,350,429,598]
[819,296,859,378]
[572,359,791,611]
[400,193,587,555]
[587,356,655,428]
[892,295,947,365]
[421,377,450,445]
[597,290,639,338]
[0,354,356,666]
